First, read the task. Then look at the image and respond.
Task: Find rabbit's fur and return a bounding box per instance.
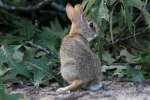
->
[57,4,102,93]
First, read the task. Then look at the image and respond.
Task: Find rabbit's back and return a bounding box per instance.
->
[60,34,101,83]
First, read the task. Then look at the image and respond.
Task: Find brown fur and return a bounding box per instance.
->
[56,4,102,93]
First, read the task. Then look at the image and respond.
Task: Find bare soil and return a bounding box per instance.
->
[8,81,150,100]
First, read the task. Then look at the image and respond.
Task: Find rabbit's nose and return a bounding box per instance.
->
[94,33,98,38]
[92,32,98,38]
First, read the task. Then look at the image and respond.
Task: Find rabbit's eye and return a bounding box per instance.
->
[88,21,98,32]
[88,21,95,29]
[90,22,94,28]
[88,21,94,28]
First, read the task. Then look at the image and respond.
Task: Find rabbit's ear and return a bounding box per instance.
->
[74,4,85,22]
[66,4,76,22]
[75,4,83,14]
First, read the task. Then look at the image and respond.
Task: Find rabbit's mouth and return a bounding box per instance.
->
[93,33,98,38]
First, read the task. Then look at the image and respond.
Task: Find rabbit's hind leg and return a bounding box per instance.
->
[56,80,83,93]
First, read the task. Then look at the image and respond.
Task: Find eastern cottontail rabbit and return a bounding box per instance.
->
[57,4,103,93]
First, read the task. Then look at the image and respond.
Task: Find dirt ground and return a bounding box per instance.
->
[9,81,150,100]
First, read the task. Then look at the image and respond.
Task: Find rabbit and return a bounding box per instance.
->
[56,3,103,93]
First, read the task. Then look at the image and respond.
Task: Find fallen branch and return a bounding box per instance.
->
[112,12,143,43]
[108,0,148,46]
[0,0,65,12]
[51,2,65,12]
[55,91,89,100]
[105,28,149,47]
[25,41,58,58]
[113,0,148,42]
[106,12,146,47]
[39,10,64,15]
[25,41,50,54]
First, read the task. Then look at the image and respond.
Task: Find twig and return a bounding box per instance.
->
[106,27,149,47]
[25,41,58,59]
[107,0,148,46]
[134,0,148,24]
[113,32,141,44]
[0,0,52,11]
[0,0,65,12]
[112,12,143,44]
[51,2,65,12]
[55,92,89,100]
[109,0,148,45]
[109,1,120,43]
[25,41,50,55]
[134,13,143,24]
[143,0,148,10]
[116,78,150,84]
[39,10,64,15]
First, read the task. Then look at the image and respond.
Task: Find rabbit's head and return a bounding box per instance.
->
[66,4,99,41]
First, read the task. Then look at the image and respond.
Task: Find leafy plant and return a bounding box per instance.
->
[0,18,66,86]
[0,0,150,87]
[83,0,150,79]
[0,85,22,100]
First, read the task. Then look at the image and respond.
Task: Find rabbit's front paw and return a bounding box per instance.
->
[56,87,70,93]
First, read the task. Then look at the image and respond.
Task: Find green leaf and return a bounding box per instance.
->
[138,50,150,65]
[102,51,115,64]
[0,45,30,78]
[13,20,40,40]
[23,46,56,86]
[12,50,24,63]
[127,0,144,9]
[108,0,117,5]
[98,0,109,21]
[125,67,144,82]
[102,65,127,73]
[25,58,52,86]
[0,67,11,77]
[0,35,23,45]
[83,0,97,15]
[120,49,136,63]
[143,11,150,29]
[125,0,150,29]
[0,85,22,100]
[35,19,67,50]
[50,19,67,39]
[5,0,26,7]
[35,27,59,50]
[121,0,133,32]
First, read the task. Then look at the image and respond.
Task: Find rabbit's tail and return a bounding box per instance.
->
[88,82,104,91]
[82,79,104,91]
